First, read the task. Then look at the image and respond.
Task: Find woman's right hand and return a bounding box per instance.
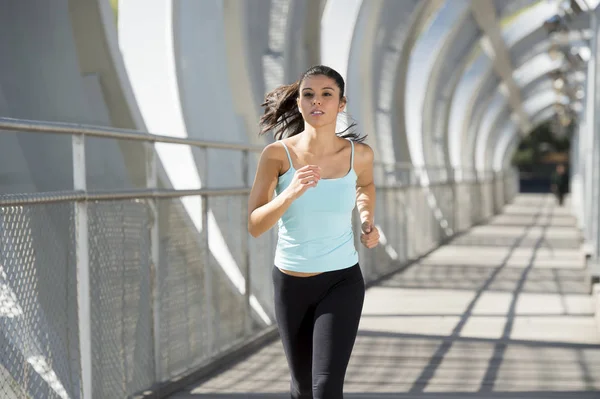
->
[284,165,321,200]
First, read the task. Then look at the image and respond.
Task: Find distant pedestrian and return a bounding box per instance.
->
[551,164,568,206]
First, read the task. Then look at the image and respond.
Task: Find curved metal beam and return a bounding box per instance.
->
[463,2,591,173]
[423,6,482,170]
[321,0,363,81]
[345,0,385,168]
[479,79,575,172]
[70,0,147,130]
[448,47,495,170]
[463,64,500,168]
[450,1,558,172]
[513,52,565,89]
[493,119,519,171]
[482,64,585,172]
[286,0,323,79]
[346,0,440,172]
[470,0,531,132]
[406,1,471,168]
[480,64,585,172]
[475,87,511,171]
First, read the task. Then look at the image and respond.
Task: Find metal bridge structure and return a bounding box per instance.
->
[1,0,600,398]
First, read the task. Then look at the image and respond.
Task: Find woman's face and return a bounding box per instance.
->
[297,75,346,129]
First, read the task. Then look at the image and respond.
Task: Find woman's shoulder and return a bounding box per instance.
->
[260,140,290,171]
[352,141,374,163]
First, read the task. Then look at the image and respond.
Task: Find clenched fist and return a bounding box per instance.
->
[360,221,380,249]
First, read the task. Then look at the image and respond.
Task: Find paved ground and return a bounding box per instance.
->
[170,194,600,398]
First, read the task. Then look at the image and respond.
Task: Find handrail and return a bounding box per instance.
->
[0,116,265,152]
[0,177,506,206]
[0,116,483,172]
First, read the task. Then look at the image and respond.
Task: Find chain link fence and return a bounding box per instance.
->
[0,117,519,398]
[0,202,79,399]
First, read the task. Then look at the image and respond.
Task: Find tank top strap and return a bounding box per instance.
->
[350,140,355,171]
[280,141,294,170]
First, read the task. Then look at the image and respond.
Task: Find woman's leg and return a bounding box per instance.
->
[272,267,315,398]
[311,265,365,398]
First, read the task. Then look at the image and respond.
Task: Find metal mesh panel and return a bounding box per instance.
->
[354,176,510,288]
[158,196,209,378]
[390,189,410,264]
[470,181,484,224]
[406,187,422,256]
[249,226,277,328]
[416,186,438,254]
[158,195,258,380]
[481,180,495,219]
[0,203,80,399]
[209,195,249,351]
[378,188,405,274]
[210,195,246,274]
[455,182,474,232]
[212,257,247,351]
[504,168,520,201]
[88,200,154,398]
[208,196,249,350]
[494,173,506,212]
[429,183,455,236]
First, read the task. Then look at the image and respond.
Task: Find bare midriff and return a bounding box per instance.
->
[277,267,323,277]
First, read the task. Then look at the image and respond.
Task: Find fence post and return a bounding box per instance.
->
[201,148,214,355]
[241,150,252,336]
[450,167,457,234]
[73,133,92,398]
[146,142,162,382]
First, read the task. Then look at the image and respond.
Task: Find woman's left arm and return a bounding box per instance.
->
[355,143,379,248]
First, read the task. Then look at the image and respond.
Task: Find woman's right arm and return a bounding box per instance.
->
[247,145,293,238]
[247,144,320,237]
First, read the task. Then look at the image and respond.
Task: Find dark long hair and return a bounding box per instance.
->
[259,65,366,142]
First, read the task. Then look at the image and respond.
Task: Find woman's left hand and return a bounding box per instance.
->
[360,221,380,249]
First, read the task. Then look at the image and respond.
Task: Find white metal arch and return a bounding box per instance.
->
[448,47,494,171]
[346,0,441,173]
[465,7,590,174]
[420,3,480,170]
[480,80,574,172]
[405,1,472,170]
[450,0,582,174]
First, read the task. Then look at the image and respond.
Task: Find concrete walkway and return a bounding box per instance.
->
[170,194,600,398]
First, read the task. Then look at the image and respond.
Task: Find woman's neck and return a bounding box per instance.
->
[297,126,338,155]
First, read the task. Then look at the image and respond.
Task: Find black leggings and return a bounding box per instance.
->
[272,263,365,399]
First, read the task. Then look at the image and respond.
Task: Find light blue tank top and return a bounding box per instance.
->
[274,140,359,273]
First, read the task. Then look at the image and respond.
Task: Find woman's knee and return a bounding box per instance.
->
[313,374,343,399]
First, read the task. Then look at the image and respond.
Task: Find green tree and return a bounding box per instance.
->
[512,120,571,167]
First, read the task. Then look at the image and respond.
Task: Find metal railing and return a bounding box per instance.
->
[0,117,518,399]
